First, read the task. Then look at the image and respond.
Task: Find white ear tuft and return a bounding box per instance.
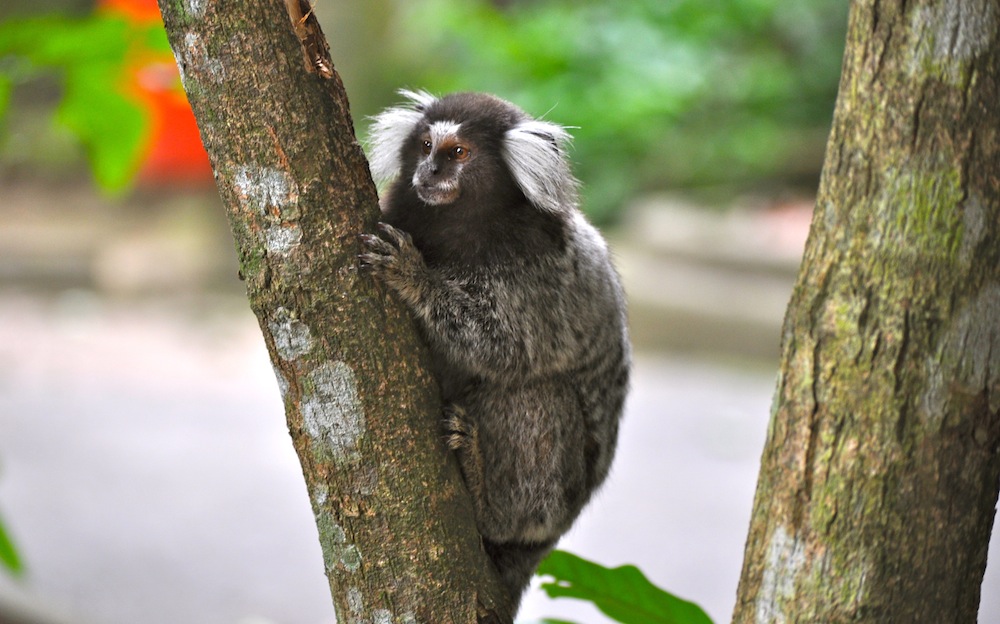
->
[502,119,579,214]
[396,89,437,111]
[367,90,438,184]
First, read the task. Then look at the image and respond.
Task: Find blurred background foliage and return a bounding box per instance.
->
[0,13,170,189]
[382,0,847,221]
[0,0,848,222]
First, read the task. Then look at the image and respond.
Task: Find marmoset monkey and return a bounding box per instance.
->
[360,91,630,610]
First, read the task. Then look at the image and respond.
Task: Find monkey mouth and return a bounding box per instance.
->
[415,182,460,206]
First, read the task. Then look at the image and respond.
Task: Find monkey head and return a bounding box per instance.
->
[367,90,579,215]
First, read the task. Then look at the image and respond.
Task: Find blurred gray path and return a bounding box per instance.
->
[0,294,769,624]
[0,294,996,624]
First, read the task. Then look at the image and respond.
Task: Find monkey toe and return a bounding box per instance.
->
[443,405,475,449]
[446,432,466,451]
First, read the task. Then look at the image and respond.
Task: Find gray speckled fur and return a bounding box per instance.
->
[360,91,630,611]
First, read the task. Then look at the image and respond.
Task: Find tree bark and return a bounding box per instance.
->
[155,0,511,621]
[734,1,1000,622]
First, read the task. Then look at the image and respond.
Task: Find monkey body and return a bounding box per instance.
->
[361,92,630,608]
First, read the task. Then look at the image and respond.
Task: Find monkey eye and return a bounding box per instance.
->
[421,140,432,155]
[450,145,470,161]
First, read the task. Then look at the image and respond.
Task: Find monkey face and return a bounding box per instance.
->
[410,121,474,206]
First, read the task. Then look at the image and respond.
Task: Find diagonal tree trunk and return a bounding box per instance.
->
[734,0,1000,621]
[155,0,511,621]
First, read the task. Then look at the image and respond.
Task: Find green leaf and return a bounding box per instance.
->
[537,551,714,624]
[0,73,12,125]
[0,511,23,576]
[57,63,147,191]
[142,21,173,54]
[0,15,133,66]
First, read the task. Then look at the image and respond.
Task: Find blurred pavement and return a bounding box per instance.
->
[0,181,996,623]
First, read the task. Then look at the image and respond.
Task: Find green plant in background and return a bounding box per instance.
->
[386,0,847,221]
[3,1,848,219]
[0,510,23,576]
[536,550,714,624]
[0,13,168,190]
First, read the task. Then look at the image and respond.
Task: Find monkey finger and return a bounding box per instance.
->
[357,251,393,268]
[359,233,398,255]
[377,222,414,248]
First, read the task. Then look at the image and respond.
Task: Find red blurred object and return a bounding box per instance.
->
[99,0,215,187]
[97,0,162,22]
[129,61,215,186]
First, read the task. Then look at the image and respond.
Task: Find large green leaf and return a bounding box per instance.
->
[537,551,714,624]
[0,511,23,576]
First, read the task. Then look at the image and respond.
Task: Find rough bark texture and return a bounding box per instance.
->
[155,0,511,621]
[733,1,1000,622]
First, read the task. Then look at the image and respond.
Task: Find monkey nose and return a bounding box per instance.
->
[418,159,441,176]
[413,168,439,189]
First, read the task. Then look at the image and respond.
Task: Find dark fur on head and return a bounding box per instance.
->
[361,90,630,614]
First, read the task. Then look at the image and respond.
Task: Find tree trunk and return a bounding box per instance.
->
[733,1,1000,622]
[155,0,511,621]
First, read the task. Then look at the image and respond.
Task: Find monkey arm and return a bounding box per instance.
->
[360,223,587,382]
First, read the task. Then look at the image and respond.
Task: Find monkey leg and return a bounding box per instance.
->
[483,537,557,610]
[445,383,591,602]
[444,403,489,518]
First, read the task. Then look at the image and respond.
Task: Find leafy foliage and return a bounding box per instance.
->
[387,0,848,220]
[0,510,22,576]
[1,2,846,212]
[0,14,170,190]
[536,550,714,624]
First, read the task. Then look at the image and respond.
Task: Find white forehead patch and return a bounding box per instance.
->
[428,121,462,146]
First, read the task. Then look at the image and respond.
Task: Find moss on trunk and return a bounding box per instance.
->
[734,1,1000,622]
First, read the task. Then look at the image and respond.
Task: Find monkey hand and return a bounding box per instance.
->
[359,222,428,303]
